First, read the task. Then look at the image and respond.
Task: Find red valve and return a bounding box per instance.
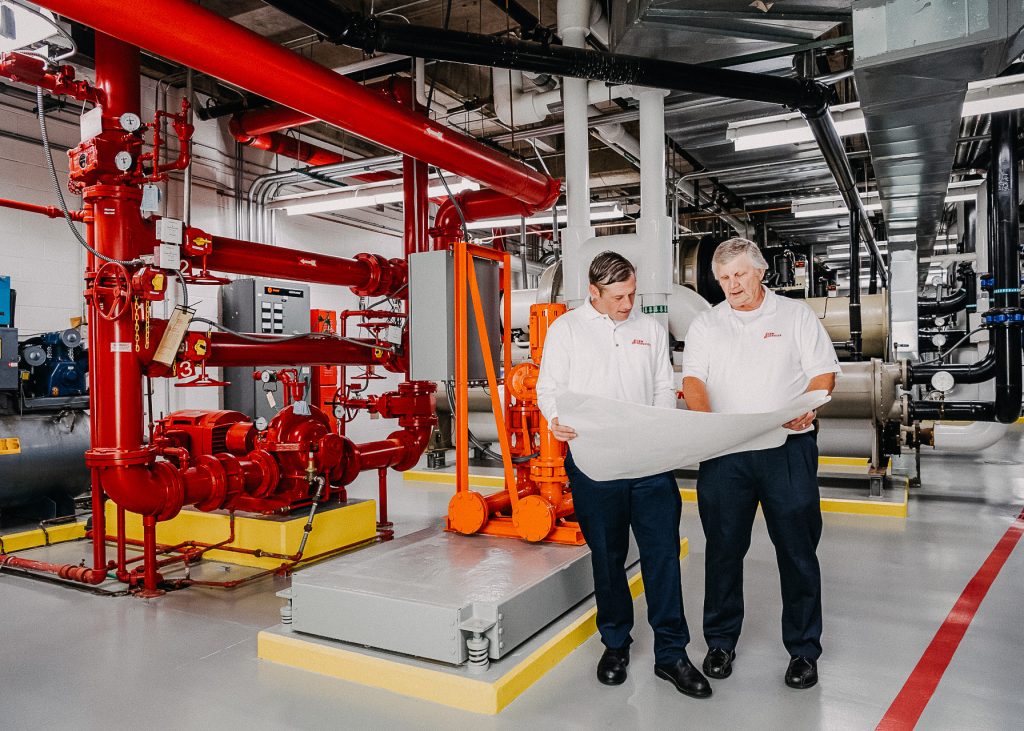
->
[89,261,133,321]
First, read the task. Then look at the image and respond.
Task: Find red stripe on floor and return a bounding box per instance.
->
[876,505,1024,731]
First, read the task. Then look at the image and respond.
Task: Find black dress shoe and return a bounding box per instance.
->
[702,647,736,679]
[597,647,629,685]
[785,656,818,689]
[654,658,712,699]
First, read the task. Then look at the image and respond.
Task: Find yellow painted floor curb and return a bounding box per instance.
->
[260,538,688,714]
[106,500,377,569]
[0,521,88,553]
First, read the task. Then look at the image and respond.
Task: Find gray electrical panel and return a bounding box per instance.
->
[0,328,17,390]
[408,250,500,382]
[220,278,310,423]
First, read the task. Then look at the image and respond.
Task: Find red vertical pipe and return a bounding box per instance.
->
[94,33,139,121]
[403,157,429,257]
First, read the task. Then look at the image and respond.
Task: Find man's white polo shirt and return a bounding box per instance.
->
[681,287,840,415]
[536,298,675,422]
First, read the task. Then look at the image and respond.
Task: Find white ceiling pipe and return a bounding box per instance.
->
[635,88,673,327]
[558,0,597,306]
[491,67,635,128]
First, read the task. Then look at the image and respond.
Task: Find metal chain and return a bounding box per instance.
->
[133,299,140,352]
[144,301,151,350]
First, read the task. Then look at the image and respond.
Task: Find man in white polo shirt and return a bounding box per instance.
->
[537,251,711,700]
[681,237,839,690]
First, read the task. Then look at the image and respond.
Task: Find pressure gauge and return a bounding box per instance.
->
[930,370,955,393]
[334,405,345,419]
[254,416,268,431]
[260,369,273,383]
[118,112,142,133]
[113,150,134,172]
[931,333,948,348]
[933,316,947,327]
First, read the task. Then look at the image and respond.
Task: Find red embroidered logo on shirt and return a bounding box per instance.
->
[631,338,651,346]
[763,331,782,339]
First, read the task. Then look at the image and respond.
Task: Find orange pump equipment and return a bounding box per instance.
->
[446,242,583,545]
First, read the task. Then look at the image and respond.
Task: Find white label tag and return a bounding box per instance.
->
[265,391,277,408]
[110,342,132,353]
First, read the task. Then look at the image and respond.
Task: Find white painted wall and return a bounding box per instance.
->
[0,75,413,500]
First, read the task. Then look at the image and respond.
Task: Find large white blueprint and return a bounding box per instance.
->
[556,390,831,481]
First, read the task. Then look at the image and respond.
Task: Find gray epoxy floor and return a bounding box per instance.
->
[1,428,1022,730]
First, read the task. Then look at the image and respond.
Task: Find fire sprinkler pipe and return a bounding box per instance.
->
[432,189,545,248]
[198,233,407,297]
[203,332,389,369]
[227,119,348,167]
[0,197,87,220]
[38,0,560,210]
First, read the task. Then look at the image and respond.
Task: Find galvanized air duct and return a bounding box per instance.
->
[852,0,1024,280]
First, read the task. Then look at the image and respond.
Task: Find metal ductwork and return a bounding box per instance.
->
[852,0,1024,280]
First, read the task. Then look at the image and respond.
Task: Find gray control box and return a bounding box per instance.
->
[408,250,500,382]
[220,278,310,423]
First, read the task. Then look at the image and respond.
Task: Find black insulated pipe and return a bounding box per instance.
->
[262,4,888,284]
[848,207,863,360]
[988,111,1023,424]
[262,4,833,111]
[909,349,996,385]
[486,0,557,44]
[909,111,1023,423]
[918,288,969,317]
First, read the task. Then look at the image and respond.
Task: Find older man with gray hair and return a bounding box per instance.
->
[681,237,840,690]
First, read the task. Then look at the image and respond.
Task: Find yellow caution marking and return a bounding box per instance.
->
[0,437,21,454]
[0,521,87,552]
[403,470,506,489]
[259,539,688,714]
[680,479,908,518]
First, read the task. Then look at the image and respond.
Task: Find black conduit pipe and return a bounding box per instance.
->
[261,4,890,284]
[486,0,557,44]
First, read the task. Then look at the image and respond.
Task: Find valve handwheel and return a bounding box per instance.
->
[92,261,132,321]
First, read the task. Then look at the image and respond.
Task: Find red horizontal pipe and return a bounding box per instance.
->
[205,332,388,368]
[38,0,561,209]
[433,189,541,248]
[232,106,317,137]
[200,233,406,295]
[0,555,106,584]
[0,197,86,221]
[230,126,347,167]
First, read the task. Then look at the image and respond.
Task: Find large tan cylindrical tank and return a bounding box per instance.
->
[805,292,889,358]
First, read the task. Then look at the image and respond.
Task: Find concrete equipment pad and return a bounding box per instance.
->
[287,525,639,665]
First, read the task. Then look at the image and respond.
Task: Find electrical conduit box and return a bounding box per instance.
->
[407,250,501,382]
[220,278,310,424]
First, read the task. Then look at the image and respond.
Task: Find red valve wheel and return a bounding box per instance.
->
[92,261,132,321]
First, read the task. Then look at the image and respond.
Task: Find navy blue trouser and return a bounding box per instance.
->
[696,433,823,659]
[565,449,690,665]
